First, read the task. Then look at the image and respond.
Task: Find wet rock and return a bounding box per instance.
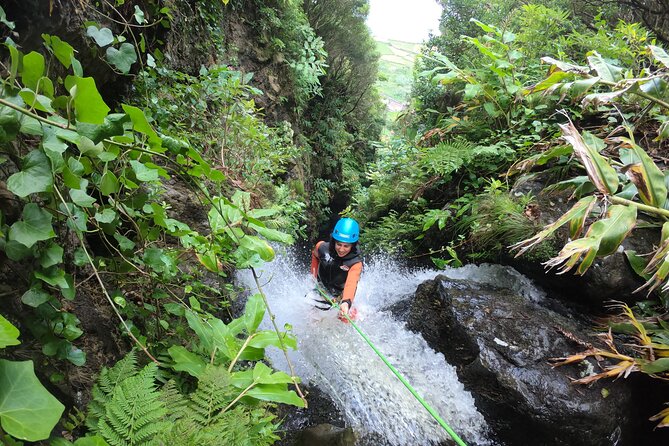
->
[295,424,355,446]
[401,275,669,446]
[276,385,348,446]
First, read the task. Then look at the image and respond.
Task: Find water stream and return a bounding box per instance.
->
[237,249,544,446]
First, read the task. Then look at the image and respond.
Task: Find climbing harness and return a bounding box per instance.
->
[315,285,468,446]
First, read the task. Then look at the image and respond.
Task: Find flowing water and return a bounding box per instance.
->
[237,249,545,446]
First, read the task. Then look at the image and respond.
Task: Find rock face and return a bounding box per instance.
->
[397,275,669,446]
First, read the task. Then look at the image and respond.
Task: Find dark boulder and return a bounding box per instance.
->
[398,275,669,446]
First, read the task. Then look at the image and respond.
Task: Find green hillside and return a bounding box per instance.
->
[376,39,421,106]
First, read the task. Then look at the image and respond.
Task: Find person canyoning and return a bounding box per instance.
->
[310,217,363,321]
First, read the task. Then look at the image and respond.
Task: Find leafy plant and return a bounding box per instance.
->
[0,313,64,442]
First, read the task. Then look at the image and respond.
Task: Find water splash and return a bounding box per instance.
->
[236,250,528,446]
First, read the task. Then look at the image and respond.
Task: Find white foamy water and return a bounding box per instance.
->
[236,249,537,446]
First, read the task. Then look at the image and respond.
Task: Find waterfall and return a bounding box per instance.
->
[236,248,536,446]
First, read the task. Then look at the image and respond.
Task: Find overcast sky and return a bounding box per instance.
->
[367,0,442,43]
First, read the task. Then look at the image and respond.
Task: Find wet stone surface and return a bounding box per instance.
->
[393,275,669,446]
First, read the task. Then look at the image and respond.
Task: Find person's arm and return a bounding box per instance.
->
[339,262,362,315]
[310,241,324,279]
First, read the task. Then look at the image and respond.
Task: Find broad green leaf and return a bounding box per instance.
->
[238,235,274,263]
[587,52,622,82]
[560,121,618,195]
[35,267,68,289]
[9,204,55,248]
[40,242,63,268]
[7,150,53,197]
[252,362,295,385]
[0,359,65,441]
[625,250,650,279]
[21,288,51,308]
[42,34,74,69]
[545,204,637,275]
[133,6,145,24]
[0,101,21,143]
[85,26,114,47]
[77,113,129,143]
[130,160,159,181]
[20,51,45,91]
[59,203,87,234]
[67,76,110,124]
[620,139,667,207]
[3,240,33,261]
[106,43,137,74]
[69,188,96,208]
[113,232,134,251]
[210,319,237,360]
[74,436,110,446]
[121,104,162,151]
[42,126,68,173]
[99,171,119,195]
[94,208,116,224]
[244,293,265,333]
[167,346,206,378]
[0,314,20,348]
[246,384,304,407]
[195,251,219,273]
[248,331,297,350]
[185,310,214,354]
[650,45,669,69]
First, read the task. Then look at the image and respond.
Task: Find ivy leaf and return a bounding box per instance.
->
[0,359,65,441]
[20,51,45,91]
[106,43,137,74]
[42,126,68,173]
[0,101,21,143]
[65,76,110,124]
[7,150,53,197]
[86,26,114,47]
[130,160,159,181]
[35,267,69,289]
[69,188,96,208]
[0,314,20,348]
[42,34,75,69]
[99,171,119,195]
[94,208,116,224]
[77,113,129,144]
[133,6,146,24]
[40,242,63,268]
[21,288,51,308]
[113,232,135,252]
[9,204,55,248]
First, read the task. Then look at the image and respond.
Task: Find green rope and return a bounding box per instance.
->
[315,286,468,446]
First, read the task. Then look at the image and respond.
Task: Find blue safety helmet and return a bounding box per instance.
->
[332,218,360,243]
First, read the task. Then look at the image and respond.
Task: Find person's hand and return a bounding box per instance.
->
[338,302,350,322]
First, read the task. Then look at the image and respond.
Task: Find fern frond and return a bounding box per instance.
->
[87,351,140,430]
[188,366,233,426]
[159,380,189,422]
[94,362,169,446]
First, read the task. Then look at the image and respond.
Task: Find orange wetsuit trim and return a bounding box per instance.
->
[311,241,362,304]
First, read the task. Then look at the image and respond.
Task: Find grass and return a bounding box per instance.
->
[375,39,421,105]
